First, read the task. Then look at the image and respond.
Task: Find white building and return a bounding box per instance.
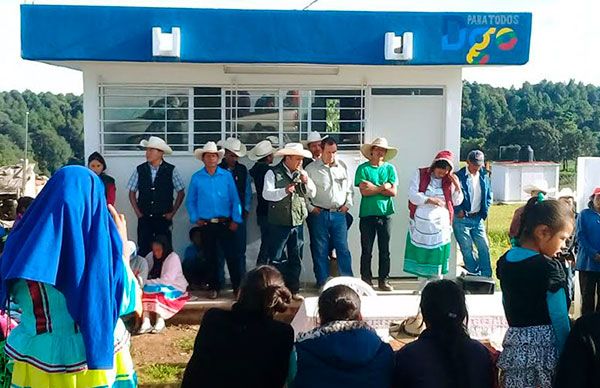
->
[21,5,532,282]
[491,161,560,203]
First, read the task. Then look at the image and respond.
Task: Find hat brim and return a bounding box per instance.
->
[275,148,313,159]
[139,140,173,155]
[360,144,398,162]
[194,149,225,160]
[301,135,328,147]
[247,148,275,161]
[523,185,552,195]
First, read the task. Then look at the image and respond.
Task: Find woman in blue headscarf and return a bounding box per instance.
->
[0,166,140,388]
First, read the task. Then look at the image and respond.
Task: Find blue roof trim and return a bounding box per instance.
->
[21,5,531,66]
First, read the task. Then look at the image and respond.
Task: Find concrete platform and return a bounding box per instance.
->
[170,279,427,325]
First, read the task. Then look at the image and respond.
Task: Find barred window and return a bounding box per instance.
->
[99,86,365,153]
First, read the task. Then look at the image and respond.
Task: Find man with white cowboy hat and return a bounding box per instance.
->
[354,137,398,291]
[127,136,185,256]
[263,143,316,300]
[302,131,328,168]
[218,137,252,275]
[305,137,354,288]
[186,141,243,299]
[509,181,553,241]
[248,138,279,265]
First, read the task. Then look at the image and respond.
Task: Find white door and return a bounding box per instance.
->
[368,90,446,277]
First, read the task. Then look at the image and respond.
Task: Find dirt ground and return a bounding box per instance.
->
[131,324,199,386]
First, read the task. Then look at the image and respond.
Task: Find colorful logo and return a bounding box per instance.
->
[466,27,518,64]
[496,27,518,51]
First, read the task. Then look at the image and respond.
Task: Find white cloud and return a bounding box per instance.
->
[1,0,596,94]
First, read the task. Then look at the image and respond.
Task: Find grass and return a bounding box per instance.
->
[483,203,520,283]
[175,337,195,353]
[140,363,186,385]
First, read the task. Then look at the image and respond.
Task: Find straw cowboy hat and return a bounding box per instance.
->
[266,135,281,147]
[194,141,225,160]
[247,140,276,161]
[139,136,173,154]
[217,137,247,157]
[523,181,553,195]
[301,131,328,147]
[274,143,312,159]
[556,187,576,199]
[360,137,398,162]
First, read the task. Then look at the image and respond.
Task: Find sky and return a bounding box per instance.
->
[0,0,597,94]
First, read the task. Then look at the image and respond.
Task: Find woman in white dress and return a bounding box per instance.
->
[404,150,463,280]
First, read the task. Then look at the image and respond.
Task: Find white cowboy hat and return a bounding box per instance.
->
[139,136,173,154]
[556,187,576,199]
[301,131,328,147]
[360,137,398,162]
[523,181,554,195]
[274,143,312,159]
[247,140,276,161]
[194,141,225,160]
[217,137,247,157]
[266,135,280,147]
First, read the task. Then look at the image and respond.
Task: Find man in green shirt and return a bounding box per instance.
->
[355,137,398,291]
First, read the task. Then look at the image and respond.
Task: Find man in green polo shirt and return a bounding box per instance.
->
[355,137,398,291]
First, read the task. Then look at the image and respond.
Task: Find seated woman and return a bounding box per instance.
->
[293,285,394,388]
[393,280,494,388]
[0,166,139,388]
[181,265,294,388]
[140,235,189,334]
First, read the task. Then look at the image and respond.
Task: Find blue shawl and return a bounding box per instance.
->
[0,166,125,369]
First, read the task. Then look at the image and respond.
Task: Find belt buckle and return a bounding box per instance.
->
[210,218,219,224]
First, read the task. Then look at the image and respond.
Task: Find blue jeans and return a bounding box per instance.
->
[266,224,304,294]
[452,216,492,277]
[308,211,353,287]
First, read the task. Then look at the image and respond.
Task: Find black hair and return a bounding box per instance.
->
[321,137,337,149]
[431,160,452,171]
[188,226,202,241]
[318,285,361,325]
[87,152,107,171]
[517,197,574,243]
[420,280,471,388]
[16,196,34,215]
[235,265,291,317]
[152,235,173,259]
[588,193,599,210]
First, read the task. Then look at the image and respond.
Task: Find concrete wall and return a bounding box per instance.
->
[80,62,463,285]
[491,163,560,202]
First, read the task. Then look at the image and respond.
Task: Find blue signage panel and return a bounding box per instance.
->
[21,5,531,66]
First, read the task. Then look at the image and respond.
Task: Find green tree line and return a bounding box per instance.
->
[461,80,600,168]
[1,81,600,175]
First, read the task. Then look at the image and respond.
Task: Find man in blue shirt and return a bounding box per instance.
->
[186,141,243,299]
[453,150,493,277]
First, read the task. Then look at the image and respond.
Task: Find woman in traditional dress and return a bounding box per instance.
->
[140,235,189,334]
[0,166,140,388]
[87,151,116,206]
[404,150,463,284]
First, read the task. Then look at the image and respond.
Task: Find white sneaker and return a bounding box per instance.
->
[151,317,166,334]
[138,318,153,334]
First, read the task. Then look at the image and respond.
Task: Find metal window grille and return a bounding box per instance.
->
[99,85,366,153]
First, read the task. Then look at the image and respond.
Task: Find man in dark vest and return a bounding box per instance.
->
[248,138,277,266]
[128,136,185,256]
[218,137,251,276]
[263,143,316,300]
